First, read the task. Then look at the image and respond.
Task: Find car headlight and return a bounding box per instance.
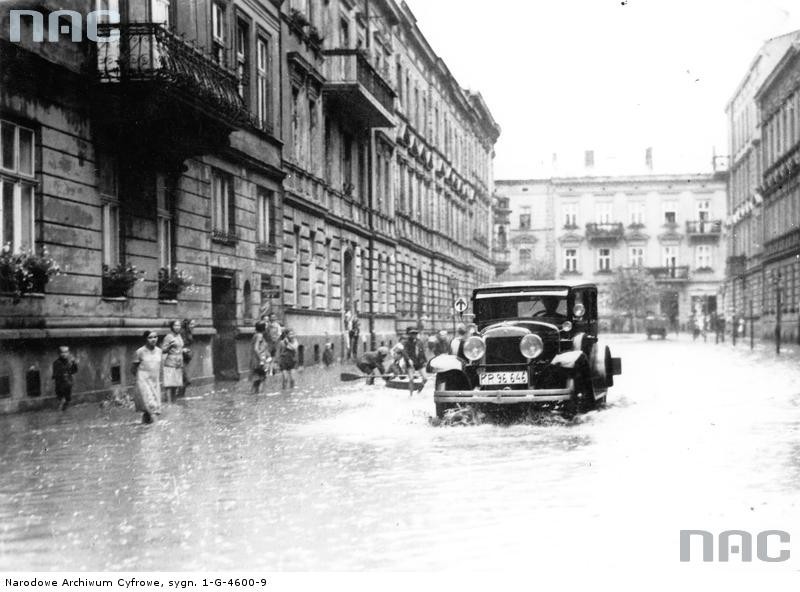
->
[519,334,544,359]
[463,336,486,361]
[573,303,585,318]
[561,321,573,332]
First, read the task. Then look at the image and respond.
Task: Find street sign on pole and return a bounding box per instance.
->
[453,297,468,318]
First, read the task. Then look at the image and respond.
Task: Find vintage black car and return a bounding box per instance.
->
[430,280,622,418]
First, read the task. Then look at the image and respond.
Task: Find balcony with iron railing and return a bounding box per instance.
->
[492,247,511,274]
[94,23,251,137]
[647,266,690,282]
[322,49,396,128]
[585,222,624,242]
[686,219,722,239]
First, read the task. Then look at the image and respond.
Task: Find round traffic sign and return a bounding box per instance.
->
[454,297,468,314]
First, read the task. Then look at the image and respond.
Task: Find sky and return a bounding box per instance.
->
[403,0,800,180]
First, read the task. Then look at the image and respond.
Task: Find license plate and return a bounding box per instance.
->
[479,371,528,386]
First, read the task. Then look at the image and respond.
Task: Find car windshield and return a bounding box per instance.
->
[474,291,568,323]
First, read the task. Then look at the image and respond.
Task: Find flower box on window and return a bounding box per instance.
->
[0,245,61,301]
[158,267,196,301]
[102,263,145,298]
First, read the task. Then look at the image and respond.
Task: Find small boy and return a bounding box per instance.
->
[52,346,78,411]
[322,342,334,367]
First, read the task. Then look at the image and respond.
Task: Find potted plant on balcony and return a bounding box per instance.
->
[158,267,195,301]
[102,262,145,298]
[306,25,324,49]
[289,8,310,32]
[0,244,61,301]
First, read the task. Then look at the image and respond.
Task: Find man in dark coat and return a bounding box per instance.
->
[52,346,78,411]
[356,346,390,385]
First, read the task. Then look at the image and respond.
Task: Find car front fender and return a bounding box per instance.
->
[428,354,464,374]
[550,350,586,370]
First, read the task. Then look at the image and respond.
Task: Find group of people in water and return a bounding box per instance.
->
[249,312,300,393]
[355,322,476,384]
[131,319,195,424]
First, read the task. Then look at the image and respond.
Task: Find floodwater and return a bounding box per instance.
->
[2,334,800,572]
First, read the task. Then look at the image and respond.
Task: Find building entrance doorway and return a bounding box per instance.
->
[212,270,238,380]
[660,290,679,329]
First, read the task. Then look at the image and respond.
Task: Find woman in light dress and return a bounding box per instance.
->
[161,319,184,403]
[132,331,162,424]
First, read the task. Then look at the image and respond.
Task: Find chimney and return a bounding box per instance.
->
[645,147,653,171]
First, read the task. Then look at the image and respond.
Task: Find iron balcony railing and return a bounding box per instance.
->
[686,219,722,236]
[322,49,395,114]
[585,222,625,240]
[648,266,690,281]
[95,23,249,126]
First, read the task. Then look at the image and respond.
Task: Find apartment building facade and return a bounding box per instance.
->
[494,174,728,326]
[0,0,499,411]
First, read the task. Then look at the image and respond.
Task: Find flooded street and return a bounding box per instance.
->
[2,334,800,572]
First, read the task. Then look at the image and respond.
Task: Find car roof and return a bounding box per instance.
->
[474,279,597,292]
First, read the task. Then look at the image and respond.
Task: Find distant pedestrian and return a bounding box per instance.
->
[435,330,450,356]
[250,321,270,394]
[52,345,78,411]
[179,318,196,396]
[322,342,334,367]
[450,323,468,358]
[161,319,184,403]
[132,331,162,424]
[349,317,361,360]
[278,328,299,389]
[264,312,283,376]
[403,328,427,379]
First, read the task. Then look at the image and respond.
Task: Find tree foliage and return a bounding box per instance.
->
[608,267,658,318]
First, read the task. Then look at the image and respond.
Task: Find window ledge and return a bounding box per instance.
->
[0,292,45,299]
[212,230,238,246]
[159,299,179,305]
[102,296,128,302]
[256,243,278,255]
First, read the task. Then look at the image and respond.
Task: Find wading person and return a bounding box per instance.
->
[132,331,162,424]
[356,346,390,385]
[250,321,270,394]
[161,320,184,404]
[322,342,334,367]
[264,312,283,376]
[278,328,299,389]
[179,318,196,397]
[52,345,78,411]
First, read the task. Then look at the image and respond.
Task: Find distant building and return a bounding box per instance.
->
[493,180,554,280]
[494,174,728,327]
[724,31,799,340]
[752,36,800,342]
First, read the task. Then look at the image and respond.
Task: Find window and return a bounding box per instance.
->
[629,202,645,225]
[564,248,578,272]
[0,120,35,252]
[662,246,678,268]
[597,248,611,271]
[339,17,350,47]
[519,248,531,263]
[211,169,234,236]
[97,152,119,266]
[519,210,531,230]
[155,173,173,270]
[663,201,677,225]
[596,202,613,224]
[291,86,301,163]
[236,19,249,103]
[563,203,577,227]
[256,35,271,131]
[256,187,275,246]
[696,199,710,221]
[293,227,301,306]
[695,245,711,269]
[211,2,226,66]
[629,246,644,267]
[151,0,171,27]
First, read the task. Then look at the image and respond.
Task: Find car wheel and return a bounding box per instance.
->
[434,377,455,419]
[578,375,596,413]
[561,394,579,419]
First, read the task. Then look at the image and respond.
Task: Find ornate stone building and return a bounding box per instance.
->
[494,173,728,327]
[724,31,798,340]
[0,0,499,411]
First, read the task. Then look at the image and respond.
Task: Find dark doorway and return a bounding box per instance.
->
[660,290,679,327]
[212,270,239,380]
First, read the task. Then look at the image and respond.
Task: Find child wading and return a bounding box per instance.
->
[52,346,78,411]
[278,329,299,389]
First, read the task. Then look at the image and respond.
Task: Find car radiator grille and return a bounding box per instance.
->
[484,330,560,366]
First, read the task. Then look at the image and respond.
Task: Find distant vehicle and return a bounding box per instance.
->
[644,314,668,340]
[429,280,622,419]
